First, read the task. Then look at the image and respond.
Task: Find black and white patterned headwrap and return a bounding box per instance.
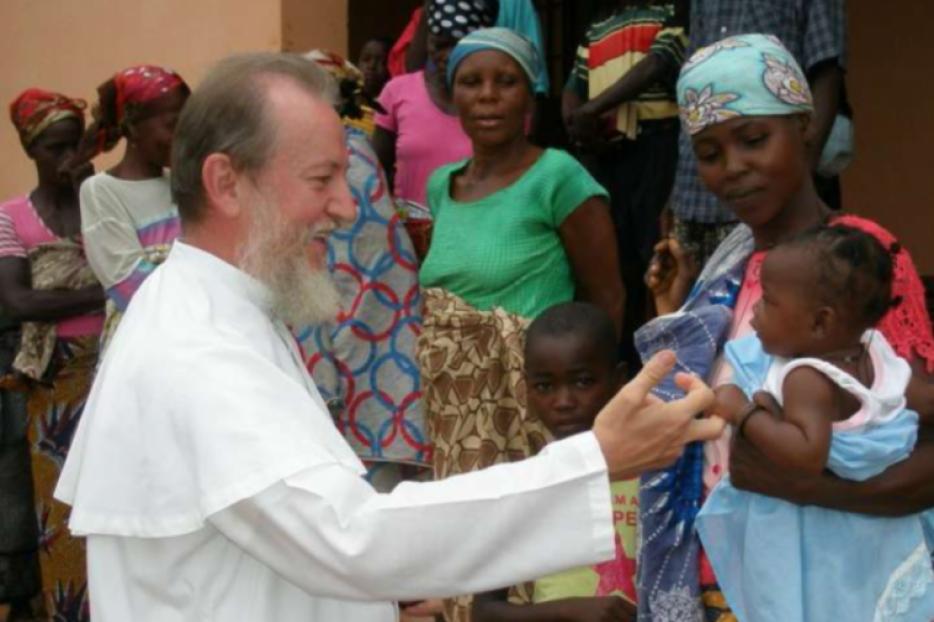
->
[426,0,499,40]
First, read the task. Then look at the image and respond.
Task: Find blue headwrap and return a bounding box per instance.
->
[446,27,541,89]
[677,33,814,135]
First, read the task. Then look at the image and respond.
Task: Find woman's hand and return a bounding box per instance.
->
[730,435,814,504]
[567,102,603,150]
[645,237,697,315]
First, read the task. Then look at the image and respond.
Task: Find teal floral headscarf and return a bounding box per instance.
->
[677,33,814,135]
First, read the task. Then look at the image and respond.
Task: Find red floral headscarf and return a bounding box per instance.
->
[9,88,86,147]
[112,64,186,125]
[83,64,188,158]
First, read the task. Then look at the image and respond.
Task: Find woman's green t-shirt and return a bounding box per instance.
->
[419,149,608,319]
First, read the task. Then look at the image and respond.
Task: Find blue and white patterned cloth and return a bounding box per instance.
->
[696,332,934,622]
[672,0,846,223]
[634,223,753,621]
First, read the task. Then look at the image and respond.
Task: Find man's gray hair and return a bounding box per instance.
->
[171,52,337,223]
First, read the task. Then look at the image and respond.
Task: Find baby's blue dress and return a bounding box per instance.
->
[696,331,934,622]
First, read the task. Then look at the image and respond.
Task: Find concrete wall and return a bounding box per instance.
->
[842,2,934,274]
[0,0,283,199]
[282,0,348,53]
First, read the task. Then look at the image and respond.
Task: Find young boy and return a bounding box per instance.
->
[472,302,638,621]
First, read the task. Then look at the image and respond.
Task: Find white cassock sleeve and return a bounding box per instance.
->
[209,432,615,601]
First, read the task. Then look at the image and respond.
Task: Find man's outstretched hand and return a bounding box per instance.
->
[593,350,723,480]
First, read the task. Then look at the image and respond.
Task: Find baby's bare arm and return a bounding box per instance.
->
[741,367,836,475]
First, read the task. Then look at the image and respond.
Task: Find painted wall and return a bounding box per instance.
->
[282,0,348,53]
[0,0,283,199]
[842,3,933,273]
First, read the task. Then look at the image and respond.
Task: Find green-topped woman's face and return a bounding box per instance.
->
[692,114,811,231]
[452,50,531,148]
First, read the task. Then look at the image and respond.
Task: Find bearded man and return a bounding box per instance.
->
[54,53,722,621]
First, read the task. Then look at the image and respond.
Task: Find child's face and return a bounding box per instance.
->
[358,40,389,94]
[692,115,810,231]
[751,248,820,357]
[525,334,620,439]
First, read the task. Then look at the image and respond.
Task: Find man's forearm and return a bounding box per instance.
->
[586,54,667,116]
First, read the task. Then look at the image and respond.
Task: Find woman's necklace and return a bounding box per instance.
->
[822,345,865,365]
[822,343,872,387]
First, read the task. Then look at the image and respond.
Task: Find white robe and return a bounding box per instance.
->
[55,241,615,621]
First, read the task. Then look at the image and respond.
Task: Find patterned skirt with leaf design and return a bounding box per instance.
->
[417,288,550,622]
[26,336,97,622]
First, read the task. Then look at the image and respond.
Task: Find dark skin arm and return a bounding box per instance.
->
[567,54,671,148]
[805,60,843,170]
[371,126,397,194]
[561,89,584,138]
[472,589,636,622]
[559,197,625,338]
[907,363,934,425]
[405,7,429,73]
[0,256,104,323]
[731,392,934,516]
[736,368,836,475]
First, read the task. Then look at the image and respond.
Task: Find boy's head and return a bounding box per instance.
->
[525,302,622,439]
[357,37,390,98]
[751,225,895,357]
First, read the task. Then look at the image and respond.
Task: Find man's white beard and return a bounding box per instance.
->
[237,192,340,327]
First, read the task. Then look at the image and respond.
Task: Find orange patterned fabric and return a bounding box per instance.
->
[417,288,549,621]
[13,241,99,381]
[418,288,549,479]
[25,336,98,620]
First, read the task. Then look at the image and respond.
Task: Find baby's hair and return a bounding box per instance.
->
[525,302,618,368]
[783,225,896,329]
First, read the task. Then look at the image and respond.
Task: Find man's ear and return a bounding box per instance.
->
[202,153,244,219]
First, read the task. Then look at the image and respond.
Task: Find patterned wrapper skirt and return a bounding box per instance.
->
[25,336,98,621]
[417,288,549,622]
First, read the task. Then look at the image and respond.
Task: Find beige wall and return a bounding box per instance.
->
[0,0,284,199]
[842,3,934,274]
[282,0,348,53]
